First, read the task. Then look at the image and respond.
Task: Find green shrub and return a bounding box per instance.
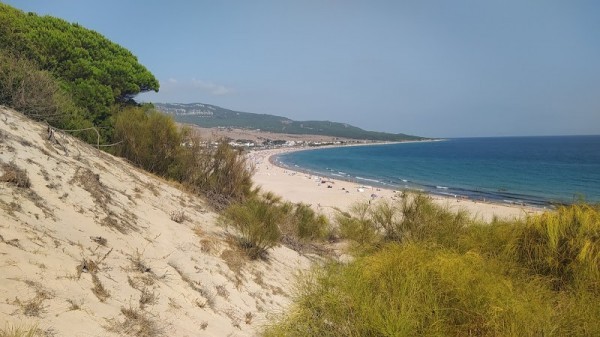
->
[395,193,469,245]
[113,108,255,208]
[0,3,159,130]
[266,203,600,337]
[171,138,255,209]
[510,204,600,291]
[264,243,557,337]
[282,203,329,241]
[113,107,182,175]
[336,202,379,247]
[196,141,255,207]
[221,192,331,258]
[337,193,470,250]
[0,51,94,138]
[221,197,283,259]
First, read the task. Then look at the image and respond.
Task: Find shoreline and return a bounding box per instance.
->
[250,146,544,223]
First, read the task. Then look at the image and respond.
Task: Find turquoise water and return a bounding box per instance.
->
[276,136,600,206]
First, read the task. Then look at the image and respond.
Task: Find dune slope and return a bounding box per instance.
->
[0,107,311,336]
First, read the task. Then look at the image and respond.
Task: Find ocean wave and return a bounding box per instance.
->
[436,186,449,190]
[356,176,380,183]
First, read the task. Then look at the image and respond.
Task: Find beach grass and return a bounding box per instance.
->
[220,192,331,259]
[263,196,600,336]
[0,325,39,337]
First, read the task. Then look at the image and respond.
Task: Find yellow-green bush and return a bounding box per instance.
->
[336,202,379,248]
[221,197,283,259]
[192,141,254,208]
[264,244,558,337]
[266,202,600,336]
[221,192,331,258]
[113,107,182,175]
[510,204,600,291]
[113,108,255,208]
[337,193,470,250]
[287,203,329,241]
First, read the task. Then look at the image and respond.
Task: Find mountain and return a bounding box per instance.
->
[154,103,424,141]
[0,106,311,336]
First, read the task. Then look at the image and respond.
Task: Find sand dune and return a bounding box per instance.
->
[0,107,311,336]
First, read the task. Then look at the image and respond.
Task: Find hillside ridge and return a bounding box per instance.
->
[154,102,423,141]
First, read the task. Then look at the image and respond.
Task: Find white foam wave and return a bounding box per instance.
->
[356,176,380,183]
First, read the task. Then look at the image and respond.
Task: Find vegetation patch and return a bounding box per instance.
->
[0,162,30,188]
[167,262,215,309]
[264,199,600,336]
[0,325,39,337]
[76,250,113,302]
[221,197,283,259]
[91,274,110,302]
[11,281,53,317]
[510,204,600,291]
[169,210,185,223]
[71,167,110,207]
[220,191,331,259]
[138,288,159,310]
[337,193,470,252]
[106,306,164,337]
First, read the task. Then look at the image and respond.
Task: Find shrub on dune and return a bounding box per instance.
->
[266,199,600,336]
[221,197,283,259]
[264,244,556,337]
[510,204,600,291]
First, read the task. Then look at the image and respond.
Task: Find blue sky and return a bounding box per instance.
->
[4,1,600,137]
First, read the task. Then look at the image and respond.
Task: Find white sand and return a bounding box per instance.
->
[251,148,543,223]
[0,107,311,336]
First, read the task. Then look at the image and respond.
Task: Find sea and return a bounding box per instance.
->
[275,136,600,207]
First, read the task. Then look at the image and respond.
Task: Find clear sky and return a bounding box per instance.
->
[4,1,600,137]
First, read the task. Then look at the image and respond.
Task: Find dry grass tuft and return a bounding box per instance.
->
[215,284,229,299]
[71,167,110,206]
[90,236,107,246]
[128,249,152,274]
[139,288,159,309]
[168,262,215,308]
[0,325,39,337]
[12,280,53,317]
[220,246,246,275]
[194,226,219,255]
[169,210,185,223]
[106,306,164,337]
[245,312,254,325]
[0,162,31,188]
[76,250,112,302]
[91,274,110,302]
[13,296,45,317]
[66,298,82,311]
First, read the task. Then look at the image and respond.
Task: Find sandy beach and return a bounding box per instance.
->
[251,147,543,223]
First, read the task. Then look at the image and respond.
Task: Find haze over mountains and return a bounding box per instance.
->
[154,103,424,142]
